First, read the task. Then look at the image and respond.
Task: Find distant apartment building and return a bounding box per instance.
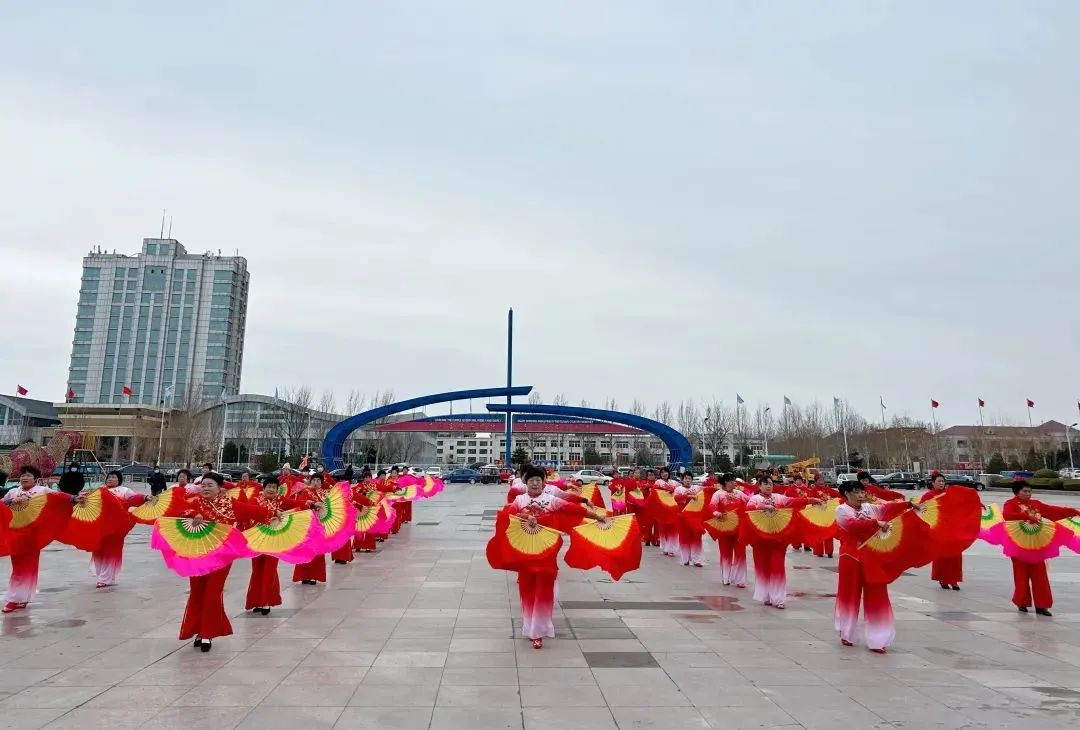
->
[67,238,249,407]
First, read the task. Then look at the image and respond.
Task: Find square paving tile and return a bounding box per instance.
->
[583,651,660,668]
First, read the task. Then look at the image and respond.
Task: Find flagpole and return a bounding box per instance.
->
[218,397,230,467]
[880,397,889,471]
[930,403,938,470]
[979,403,984,427]
[1027,403,1033,427]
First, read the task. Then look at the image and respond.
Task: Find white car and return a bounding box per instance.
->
[425,467,442,476]
[1059,468,1080,479]
[570,469,613,485]
[408,467,425,477]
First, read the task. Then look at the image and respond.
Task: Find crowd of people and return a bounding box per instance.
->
[4,458,1080,659]
[0,462,417,653]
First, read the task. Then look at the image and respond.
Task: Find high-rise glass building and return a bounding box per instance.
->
[67,238,249,406]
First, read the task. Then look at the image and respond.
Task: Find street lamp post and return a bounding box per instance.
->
[1067,423,1077,471]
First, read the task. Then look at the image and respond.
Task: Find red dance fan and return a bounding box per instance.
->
[57,487,129,552]
[678,490,711,529]
[703,509,741,541]
[644,488,680,525]
[309,484,359,554]
[564,515,642,581]
[576,484,606,509]
[130,486,186,525]
[625,487,646,509]
[859,509,934,584]
[916,487,983,559]
[0,501,12,557]
[5,491,73,553]
[486,509,562,574]
[740,508,799,546]
[794,498,841,546]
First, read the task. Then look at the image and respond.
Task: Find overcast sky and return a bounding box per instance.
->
[1,2,1077,428]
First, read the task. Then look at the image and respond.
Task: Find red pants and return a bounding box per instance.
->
[331,543,354,563]
[813,538,834,557]
[293,554,327,583]
[1012,559,1053,609]
[390,510,402,534]
[751,543,788,606]
[518,571,557,640]
[835,555,894,650]
[677,523,704,565]
[716,536,746,586]
[246,556,281,609]
[180,566,232,640]
[637,513,658,545]
[4,549,41,605]
[399,501,412,523]
[91,531,126,586]
[931,555,963,585]
[354,534,377,551]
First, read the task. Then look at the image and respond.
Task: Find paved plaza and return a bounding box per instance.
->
[3,485,1080,729]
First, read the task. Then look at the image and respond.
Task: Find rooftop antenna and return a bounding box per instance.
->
[167,216,173,238]
[160,208,166,238]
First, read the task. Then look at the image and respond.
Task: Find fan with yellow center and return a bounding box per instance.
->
[978,503,1003,544]
[57,487,130,552]
[703,510,740,540]
[645,488,680,525]
[354,502,381,533]
[741,507,797,545]
[857,509,934,584]
[5,492,73,553]
[309,484,359,555]
[151,517,252,577]
[131,486,185,525]
[243,510,320,564]
[915,487,982,559]
[486,509,562,573]
[795,498,841,545]
[564,514,642,580]
[990,518,1074,564]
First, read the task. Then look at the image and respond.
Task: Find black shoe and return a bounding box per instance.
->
[940,583,950,590]
[193,638,203,648]
[200,639,212,652]
[826,555,834,558]
[251,607,261,613]
[1036,608,1053,617]
[334,560,347,565]
[260,607,271,616]
[951,585,961,591]
[1018,606,1029,613]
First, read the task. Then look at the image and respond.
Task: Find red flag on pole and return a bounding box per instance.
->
[1027,399,1035,408]
[931,399,939,409]
[15,385,28,396]
[66,389,75,399]
[122,385,133,396]
[978,398,985,408]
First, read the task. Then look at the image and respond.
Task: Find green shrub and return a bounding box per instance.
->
[1063,479,1080,491]
[1027,477,1064,490]
[1034,468,1059,479]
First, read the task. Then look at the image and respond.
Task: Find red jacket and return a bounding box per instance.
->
[1003,497,1080,523]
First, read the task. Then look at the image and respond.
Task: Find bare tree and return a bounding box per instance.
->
[552,393,568,406]
[676,400,702,438]
[579,399,591,408]
[368,389,396,467]
[276,386,313,460]
[605,398,619,411]
[702,400,735,470]
[317,390,337,418]
[652,401,673,426]
[528,391,543,405]
[345,389,367,415]
[630,399,648,417]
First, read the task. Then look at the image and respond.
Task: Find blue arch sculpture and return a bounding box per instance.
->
[321,386,533,469]
[486,403,693,468]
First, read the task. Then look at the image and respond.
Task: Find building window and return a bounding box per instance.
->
[456,441,466,446]
[569,440,581,448]
[436,440,444,446]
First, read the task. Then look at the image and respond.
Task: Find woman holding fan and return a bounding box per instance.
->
[507,465,609,649]
[1003,479,1080,616]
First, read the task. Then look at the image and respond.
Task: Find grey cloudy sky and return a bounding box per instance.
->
[1,2,1077,427]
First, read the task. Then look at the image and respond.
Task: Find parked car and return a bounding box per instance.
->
[1058,468,1080,479]
[599,467,616,477]
[424,466,443,476]
[498,468,513,483]
[835,472,861,486]
[942,474,984,491]
[876,471,925,490]
[445,468,482,484]
[478,466,501,484]
[408,467,425,477]
[570,469,613,485]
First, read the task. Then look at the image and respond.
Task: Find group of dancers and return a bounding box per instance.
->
[0,462,420,653]
[494,465,1080,654]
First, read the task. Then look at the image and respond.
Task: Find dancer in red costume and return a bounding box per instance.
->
[176,468,197,496]
[810,473,837,558]
[85,470,146,588]
[745,476,822,609]
[508,465,608,649]
[920,472,963,590]
[1003,479,1080,616]
[2,467,55,613]
[834,480,922,653]
[352,469,380,552]
[674,472,705,567]
[858,471,905,503]
[653,467,681,556]
[636,469,659,547]
[179,472,267,651]
[244,476,307,615]
[710,473,748,587]
[292,473,331,584]
[784,476,814,552]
